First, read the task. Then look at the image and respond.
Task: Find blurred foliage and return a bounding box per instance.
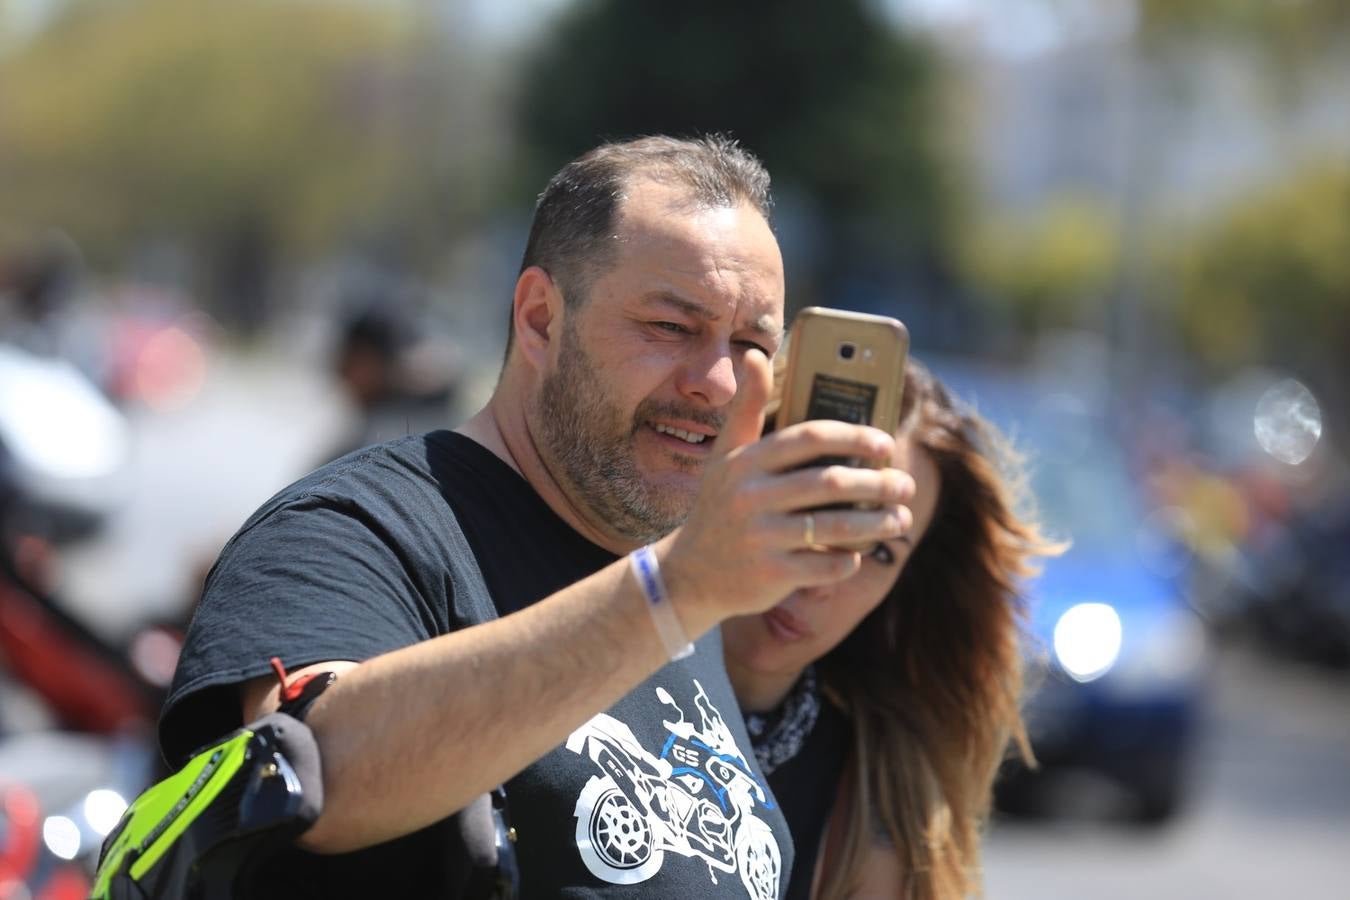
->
[0,0,487,324]
[959,196,1120,335]
[1138,0,1350,42]
[515,0,953,301]
[1171,163,1350,370]
[1137,0,1350,68]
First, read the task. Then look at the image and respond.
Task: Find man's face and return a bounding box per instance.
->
[534,180,784,543]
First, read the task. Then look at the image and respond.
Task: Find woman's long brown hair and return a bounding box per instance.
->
[811,359,1064,899]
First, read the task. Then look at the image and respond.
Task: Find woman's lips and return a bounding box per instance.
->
[764,605,810,643]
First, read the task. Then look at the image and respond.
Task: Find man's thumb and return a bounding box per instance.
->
[711,348,771,458]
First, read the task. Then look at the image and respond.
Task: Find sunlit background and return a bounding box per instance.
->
[2,0,1348,896]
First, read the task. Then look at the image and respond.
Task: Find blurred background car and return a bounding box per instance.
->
[1239,492,1350,668]
[931,359,1208,825]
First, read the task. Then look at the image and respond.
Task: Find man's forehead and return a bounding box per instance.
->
[606,180,783,319]
[613,189,781,258]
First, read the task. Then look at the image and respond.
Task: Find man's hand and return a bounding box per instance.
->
[659,349,915,634]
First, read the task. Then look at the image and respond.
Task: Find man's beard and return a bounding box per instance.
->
[535,323,720,543]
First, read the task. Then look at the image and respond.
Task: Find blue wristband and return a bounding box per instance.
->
[629,546,695,661]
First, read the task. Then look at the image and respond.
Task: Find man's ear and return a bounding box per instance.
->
[511,266,563,372]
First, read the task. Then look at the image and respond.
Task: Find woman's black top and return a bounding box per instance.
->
[766,699,851,900]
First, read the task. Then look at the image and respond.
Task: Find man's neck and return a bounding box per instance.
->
[456,390,641,556]
[725,657,805,714]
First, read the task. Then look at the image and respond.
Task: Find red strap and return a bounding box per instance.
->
[270,656,324,703]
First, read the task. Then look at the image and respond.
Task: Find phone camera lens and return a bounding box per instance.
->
[839,342,856,361]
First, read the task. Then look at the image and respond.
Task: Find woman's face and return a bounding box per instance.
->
[723,434,942,684]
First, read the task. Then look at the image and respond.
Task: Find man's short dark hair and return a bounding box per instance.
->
[507,134,773,355]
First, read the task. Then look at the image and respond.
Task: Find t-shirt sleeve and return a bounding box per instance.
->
[159,497,442,764]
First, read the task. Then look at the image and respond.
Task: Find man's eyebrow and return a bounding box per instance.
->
[641,292,782,338]
[748,314,784,340]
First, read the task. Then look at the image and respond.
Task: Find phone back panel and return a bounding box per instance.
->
[775,308,909,464]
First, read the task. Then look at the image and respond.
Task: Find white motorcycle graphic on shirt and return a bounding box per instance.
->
[565,680,782,899]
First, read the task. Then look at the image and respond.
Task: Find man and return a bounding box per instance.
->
[161,135,914,897]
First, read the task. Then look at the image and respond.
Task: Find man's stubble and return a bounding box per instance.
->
[534,320,719,545]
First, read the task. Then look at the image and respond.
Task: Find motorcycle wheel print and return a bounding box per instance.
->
[734,814,782,900]
[574,775,664,884]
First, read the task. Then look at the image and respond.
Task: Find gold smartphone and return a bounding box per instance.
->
[775,307,910,466]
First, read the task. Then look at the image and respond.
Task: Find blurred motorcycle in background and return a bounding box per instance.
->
[0,341,177,897]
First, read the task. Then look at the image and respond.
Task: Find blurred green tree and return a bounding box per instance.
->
[1138,0,1350,46]
[1171,163,1350,379]
[959,196,1121,338]
[1137,0,1350,83]
[0,0,480,330]
[514,0,953,309]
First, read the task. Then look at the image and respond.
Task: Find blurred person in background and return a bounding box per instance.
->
[725,359,1062,900]
[320,297,463,465]
[0,230,80,353]
[0,231,116,400]
[157,135,915,897]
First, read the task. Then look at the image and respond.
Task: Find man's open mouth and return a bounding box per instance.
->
[652,423,710,445]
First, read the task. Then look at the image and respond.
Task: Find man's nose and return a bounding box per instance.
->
[676,349,738,408]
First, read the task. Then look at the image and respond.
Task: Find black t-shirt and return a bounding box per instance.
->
[764,700,850,900]
[161,431,793,898]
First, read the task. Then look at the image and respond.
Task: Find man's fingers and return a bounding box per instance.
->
[766,506,912,550]
[778,548,863,587]
[711,348,772,459]
[750,420,895,473]
[754,465,915,514]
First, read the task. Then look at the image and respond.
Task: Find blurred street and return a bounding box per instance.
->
[986,644,1350,898]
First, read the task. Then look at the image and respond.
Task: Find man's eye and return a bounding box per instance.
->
[653,321,691,335]
[735,340,773,356]
[867,543,895,565]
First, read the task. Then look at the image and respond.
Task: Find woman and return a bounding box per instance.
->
[724,358,1063,899]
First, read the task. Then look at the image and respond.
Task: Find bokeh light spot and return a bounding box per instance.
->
[1254,378,1321,465]
[42,815,82,860]
[84,789,129,837]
